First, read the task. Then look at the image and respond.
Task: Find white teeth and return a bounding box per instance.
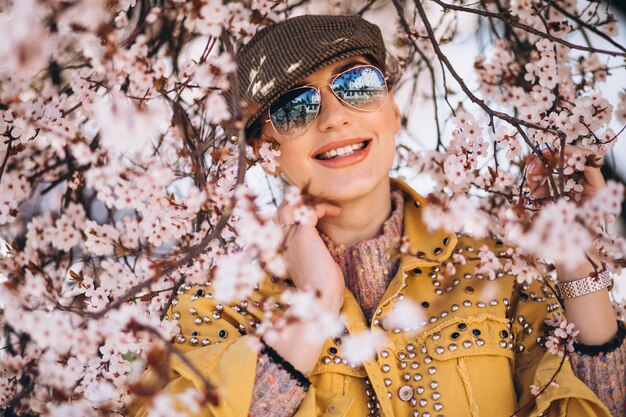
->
[318,141,367,160]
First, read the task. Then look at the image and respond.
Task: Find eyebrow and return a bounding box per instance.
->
[294,59,371,88]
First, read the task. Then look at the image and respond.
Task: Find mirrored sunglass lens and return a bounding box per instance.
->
[269,88,319,136]
[332,66,387,110]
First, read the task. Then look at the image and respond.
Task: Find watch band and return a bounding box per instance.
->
[556,270,613,300]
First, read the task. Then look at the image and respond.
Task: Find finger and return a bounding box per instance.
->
[561,144,593,157]
[273,201,296,226]
[527,171,555,199]
[525,169,551,188]
[538,145,598,167]
[313,203,341,219]
[582,162,607,191]
[526,154,553,177]
[583,166,606,197]
[530,184,552,200]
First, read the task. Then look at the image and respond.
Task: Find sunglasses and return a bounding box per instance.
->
[265,65,388,138]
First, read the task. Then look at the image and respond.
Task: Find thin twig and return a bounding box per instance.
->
[391,1,445,149]
[356,0,378,16]
[431,0,626,57]
[548,1,626,54]
[405,0,560,178]
[0,131,15,183]
[129,321,219,405]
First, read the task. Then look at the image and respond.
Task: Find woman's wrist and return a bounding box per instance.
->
[555,249,603,283]
[555,262,604,284]
[574,320,626,356]
[263,320,328,376]
[319,288,344,315]
[561,289,618,345]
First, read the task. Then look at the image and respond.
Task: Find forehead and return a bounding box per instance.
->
[298,55,373,86]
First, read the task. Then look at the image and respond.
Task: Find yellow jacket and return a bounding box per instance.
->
[132,180,612,417]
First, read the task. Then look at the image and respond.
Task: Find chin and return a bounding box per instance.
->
[311,171,390,203]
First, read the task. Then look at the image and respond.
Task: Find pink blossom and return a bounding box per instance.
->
[205,93,231,124]
[196,0,230,37]
[0,198,18,226]
[283,186,304,206]
[272,288,345,345]
[530,384,541,396]
[562,151,585,175]
[476,245,503,280]
[443,154,469,185]
[0,0,51,79]
[46,400,95,417]
[445,262,456,276]
[213,251,265,303]
[94,92,171,156]
[51,214,81,252]
[382,299,426,332]
[510,253,542,285]
[117,216,142,249]
[147,388,203,417]
[342,329,388,366]
[258,141,281,173]
[509,199,591,271]
[422,195,490,237]
[544,312,578,356]
[292,205,316,225]
[84,220,120,256]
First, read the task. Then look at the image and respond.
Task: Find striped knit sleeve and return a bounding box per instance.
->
[570,320,626,417]
[248,341,310,417]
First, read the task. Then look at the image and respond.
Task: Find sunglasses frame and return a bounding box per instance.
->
[264,64,389,138]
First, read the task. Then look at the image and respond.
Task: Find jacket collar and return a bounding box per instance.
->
[392,177,457,270]
[358,178,458,314]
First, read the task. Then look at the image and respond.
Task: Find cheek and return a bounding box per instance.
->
[381,105,400,131]
[276,143,309,181]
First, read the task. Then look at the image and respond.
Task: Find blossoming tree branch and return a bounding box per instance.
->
[0,0,624,416]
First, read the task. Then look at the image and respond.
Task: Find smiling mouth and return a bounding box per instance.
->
[314,140,371,160]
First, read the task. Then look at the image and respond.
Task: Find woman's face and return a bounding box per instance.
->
[260,55,401,203]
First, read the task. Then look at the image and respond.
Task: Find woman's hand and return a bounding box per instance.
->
[526,145,619,346]
[265,198,345,375]
[526,145,606,281]
[274,199,345,315]
[525,144,606,205]
[525,144,606,278]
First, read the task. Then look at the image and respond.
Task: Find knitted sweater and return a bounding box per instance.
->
[319,190,404,321]
[249,191,626,417]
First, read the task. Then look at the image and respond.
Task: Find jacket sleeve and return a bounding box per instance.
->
[249,341,309,417]
[569,320,626,417]
[511,278,614,417]
[129,283,352,417]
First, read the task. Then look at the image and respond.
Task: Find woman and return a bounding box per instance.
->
[133,15,625,417]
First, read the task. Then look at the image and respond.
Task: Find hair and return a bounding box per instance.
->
[246,52,402,145]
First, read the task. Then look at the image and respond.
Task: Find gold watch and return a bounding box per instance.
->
[556,270,614,299]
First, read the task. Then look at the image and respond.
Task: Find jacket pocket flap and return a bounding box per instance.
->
[310,361,368,378]
[424,316,515,361]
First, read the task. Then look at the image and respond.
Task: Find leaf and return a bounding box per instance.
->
[127,345,170,397]
[115,244,131,256]
[140,292,155,302]
[69,269,83,282]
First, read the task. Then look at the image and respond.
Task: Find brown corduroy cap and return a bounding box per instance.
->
[234,15,387,139]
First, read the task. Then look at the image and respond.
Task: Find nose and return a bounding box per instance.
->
[315,84,352,132]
